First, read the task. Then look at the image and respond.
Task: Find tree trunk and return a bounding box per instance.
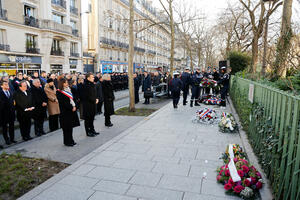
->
[128,0,135,112]
[189,47,194,71]
[261,15,269,77]
[274,0,293,78]
[198,47,201,70]
[251,33,259,73]
[169,1,175,76]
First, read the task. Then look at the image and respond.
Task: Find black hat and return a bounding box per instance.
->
[47,78,54,83]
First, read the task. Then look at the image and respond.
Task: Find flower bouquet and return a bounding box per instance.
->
[203,97,222,105]
[219,112,238,133]
[192,108,218,124]
[200,78,217,88]
[216,144,263,199]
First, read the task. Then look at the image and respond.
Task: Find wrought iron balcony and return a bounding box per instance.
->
[51,49,64,56]
[40,20,72,34]
[70,52,79,57]
[0,9,7,20]
[24,16,39,28]
[51,0,66,9]
[83,52,93,57]
[0,44,10,51]
[26,47,40,54]
[147,50,156,55]
[72,29,79,37]
[134,47,146,53]
[70,6,78,15]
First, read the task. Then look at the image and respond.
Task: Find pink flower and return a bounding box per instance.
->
[225,170,230,177]
[243,179,251,187]
[233,185,244,193]
[256,181,263,189]
[234,157,238,163]
[256,172,262,178]
[216,175,221,181]
[242,165,250,173]
[219,170,224,175]
[241,159,248,165]
[224,183,233,191]
[237,170,244,177]
[251,177,257,184]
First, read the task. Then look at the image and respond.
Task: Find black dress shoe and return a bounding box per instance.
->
[11,140,17,143]
[105,123,113,127]
[64,143,74,147]
[0,145,3,149]
[72,142,77,146]
[27,136,33,140]
[86,132,95,137]
[5,141,11,145]
[92,131,100,135]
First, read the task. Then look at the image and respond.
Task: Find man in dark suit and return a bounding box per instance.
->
[82,73,99,137]
[13,81,34,141]
[0,81,16,145]
[30,79,48,136]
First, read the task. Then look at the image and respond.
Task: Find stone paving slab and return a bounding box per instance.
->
[19,102,258,200]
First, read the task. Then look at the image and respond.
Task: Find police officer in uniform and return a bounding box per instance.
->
[218,66,230,107]
[170,71,183,109]
[180,67,191,106]
[190,68,203,107]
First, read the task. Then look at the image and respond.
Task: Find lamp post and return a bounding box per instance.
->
[261,0,273,76]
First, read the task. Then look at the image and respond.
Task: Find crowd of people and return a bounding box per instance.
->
[0,71,115,148]
[0,67,230,148]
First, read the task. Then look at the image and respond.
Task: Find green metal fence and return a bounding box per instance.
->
[230,76,300,200]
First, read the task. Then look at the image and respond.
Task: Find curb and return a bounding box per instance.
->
[227,97,273,200]
[18,101,172,200]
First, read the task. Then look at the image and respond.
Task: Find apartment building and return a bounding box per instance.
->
[86,0,174,73]
[0,0,82,76]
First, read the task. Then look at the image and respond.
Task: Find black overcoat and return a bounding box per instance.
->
[102,81,115,117]
[13,90,33,121]
[56,91,80,129]
[30,86,48,120]
[0,90,15,124]
[82,80,97,119]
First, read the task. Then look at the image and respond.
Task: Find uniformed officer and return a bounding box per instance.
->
[169,71,183,109]
[180,67,191,106]
[218,66,231,107]
[190,67,203,107]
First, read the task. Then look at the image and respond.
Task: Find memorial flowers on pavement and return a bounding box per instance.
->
[216,144,263,199]
[200,78,218,88]
[219,112,238,133]
[193,108,218,124]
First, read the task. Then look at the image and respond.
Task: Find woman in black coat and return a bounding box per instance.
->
[142,71,152,104]
[96,77,104,114]
[102,74,115,127]
[56,78,79,147]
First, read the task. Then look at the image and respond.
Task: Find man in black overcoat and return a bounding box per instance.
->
[83,73,99,137]
[30,79,48,136]
[13,81,34,141]
[0,81,16,145]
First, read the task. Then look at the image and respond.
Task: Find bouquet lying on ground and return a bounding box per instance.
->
[203,97,222,105]
[219,112,238,133]
[193,108,218,124]
[216,144,263,199]
[200,78,217,88]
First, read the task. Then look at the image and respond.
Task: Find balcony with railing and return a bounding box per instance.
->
[0,9,7,20]
[26,47,40,54]
[147,50,156,55]
[70,52,79,57]
[51,49,64,56]
[51,0,66,9]
[0,44,10,51]
[24,16,39,28]
[72,29,79,37]
[70,6,78,15]
[40,20,72,34]
[83,52,93,57]
[134,47,146,53]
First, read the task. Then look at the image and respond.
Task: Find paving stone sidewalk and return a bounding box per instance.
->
[19,102,244,200]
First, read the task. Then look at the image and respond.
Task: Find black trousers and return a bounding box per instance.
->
[84,116,95,133]
[2,121,14,142]
[183,86,189,103]
[220,86,229,106]
[105,115,111,125]
[19,117,31,140]
[135,89,139,103]
[62,128,74,145]
[34,118,44,135]
[191,86,200,100]
[144,97,150,104]
[172,91,180,107]
[49,114,59,132]
[97,101,103,114]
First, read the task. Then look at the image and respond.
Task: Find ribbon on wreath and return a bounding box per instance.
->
[199,109,211,119]
[228,144,242,182]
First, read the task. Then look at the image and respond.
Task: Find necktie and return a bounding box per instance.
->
[5,91,9,98]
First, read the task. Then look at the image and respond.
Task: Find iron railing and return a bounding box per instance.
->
[83,52,93,57]
[51,49,64,56]
[70,6,78,15]
[26,47,40,54]
[0,9,7,20]
[230,76,300,200]
[70,52,79,57]
[0,44,10,51]
[24,16,39,28]
[72,29,79,37]
[51,0,66,9]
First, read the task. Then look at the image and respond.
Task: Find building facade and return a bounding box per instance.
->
[86,0,173,73]
[0,0,82,76]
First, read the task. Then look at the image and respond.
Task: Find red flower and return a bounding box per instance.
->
[233,185,244,193]
[237,170,244,177]
[243,179,251,187]
[225,170,230,177]
[219,170,224,175]
[256,181,263,189]
[224,183,233,191]
[216,175,222,181]
[234,157,238,163]
[251,177,257,184]
[242,165,250,173]
[228,178,235,186]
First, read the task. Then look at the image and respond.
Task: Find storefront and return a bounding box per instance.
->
[100,61,128,74]
[50,65,63,74]
[69,59,78,73]
[133,63,145,73]
[0,54,42,76]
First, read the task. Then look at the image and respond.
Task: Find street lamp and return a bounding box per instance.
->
[261,0,274,76]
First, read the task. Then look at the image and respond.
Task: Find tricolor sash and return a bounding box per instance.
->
[57,89,73,100]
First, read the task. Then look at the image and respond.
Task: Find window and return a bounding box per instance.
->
[52,39,61,51]
[70,0,76,8]
[0,29,7,44]
[24,5,35,17]
[70,42,77,53]
[70,20,76,30]
[52,13,63,24]
[26,34,37,48]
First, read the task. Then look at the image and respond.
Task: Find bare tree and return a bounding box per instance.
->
[128,0,135,111]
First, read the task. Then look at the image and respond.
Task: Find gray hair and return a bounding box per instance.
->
[32,79,40,84]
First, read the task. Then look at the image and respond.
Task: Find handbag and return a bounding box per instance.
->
[144,90,154,98]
